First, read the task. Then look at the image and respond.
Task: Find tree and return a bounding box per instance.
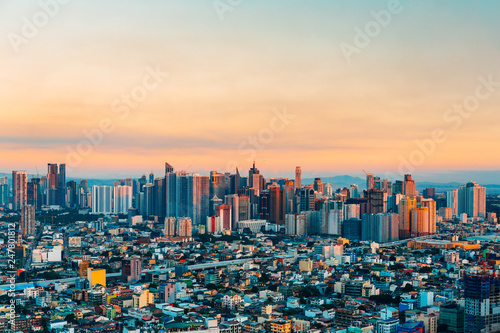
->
[403,283,415,292]
[64,313,77,324]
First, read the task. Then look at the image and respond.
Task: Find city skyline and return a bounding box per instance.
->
[1,1,500,177]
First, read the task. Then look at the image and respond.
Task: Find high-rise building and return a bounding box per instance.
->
[411,207,429,237]
[20,205,36,239]
[420,197,437,235]
[439,302,464,333]
[229,168,240,195]
[12,171,27,211]
[299,188,315,212]
[113,185,132,214]
[447,189,459,217]
[366,173,375,191]
[403,174,416,197]
[209,171,226,213]
[458,181,486,220]
[225,194,239,230]
[206,216,222,234]
[318,200,344,235]
[122,259,142,283]
[367,189,387,214]
[176,217,192,237]
[238,195,251,221]
[164,217,176,236]
[193,174,210,226]
[313,178,324,194]
[341,218,362,241]
[285,213,307,236]
[216,204,232,230]
[362,213,399,243]
[464,267,500,332]
[0,176,9,207]
[295,166,301,192]
[165,162,174,174]
[398,196,417,239]
[269,186,286,225]
[92,185,113,214]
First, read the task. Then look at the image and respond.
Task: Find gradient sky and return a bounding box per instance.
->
[1,0,499,180]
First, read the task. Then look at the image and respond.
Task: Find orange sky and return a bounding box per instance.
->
[1,1,499,178]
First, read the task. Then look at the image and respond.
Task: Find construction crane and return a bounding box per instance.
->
[478,227,500,274]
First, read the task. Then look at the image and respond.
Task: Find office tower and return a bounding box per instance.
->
[361,213,398,243]
[374,176,381,190]
[165,172,178,218]
[66,180,77,208]
[423,187,436,199]
[113,185,132,214]
[122,259,142,283]
[350,184,360,198]
[141,184,155,216]
[458,181,486,220]
[313,178,324,194]
[382,179,392,196]
[447,189,458,217]
[0,176,9,206]
[209,171,226,210]
[439,303,464,333]
[91,185,113,214]
[344,204,360,220]
[20,205,36,238]
[404,174,416,197]
[295,166,301,191]
[341,218,362,240]
[393,180,404,195]
[411,207,429,237]
[47,163,59,206]
[258,190,269,221]
[12,171,27,210]
[269,186,286,225]
[225,194,239,230]
[176,217,192,237]
[178,172,193,218]
[216,204,232,230]
[398,196,417,239]
[420,198,437,235]
[248,161,260,187]
[164,217,176,236]
[206,216,222,234]
[210,196,223,218]
[229,168,240,194]
[387,194,404,214]
[87,268,106,287]
[367,189,387,214]
[366,173,375,191]
[464,267,500,332]
[153,178,166,217]
[251,173,264,196]
[78,180,91,209]
[58,164,66,207]
[165,162,174,174]
[283,180,295,213]
[148,171,154,184]
[193,174,210,226]
[299,188,315,212]
[285,213,307,236]
[27,178,41,210]
[238,195,251,221]
[323,183,333,198]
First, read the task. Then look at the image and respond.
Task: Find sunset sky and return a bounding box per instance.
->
[1,0,499,180]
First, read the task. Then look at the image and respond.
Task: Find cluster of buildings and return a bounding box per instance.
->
[0,162,498,332]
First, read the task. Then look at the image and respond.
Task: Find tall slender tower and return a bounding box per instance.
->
[12,171,27,211]
[295,166,301,192]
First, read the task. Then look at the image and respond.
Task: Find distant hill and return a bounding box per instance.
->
[302,175,366,190]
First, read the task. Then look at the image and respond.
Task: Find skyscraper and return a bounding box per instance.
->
[458,181,486,220]
[0,176,9,206]
[176,217,192,237]
[269,186,286,225]
[92,185,113,214]
[216,204,232,230]
[366,173,375,191]
[12,171,27,210]
[20,205,36,239]
[225,194,239,230]
[398,196,417,239]
[164,217,176,236]
[464,267,500,332]
[113,185,133,214]
[404,174,416,197]
[447,189,459,217]
[295,166,301,192]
